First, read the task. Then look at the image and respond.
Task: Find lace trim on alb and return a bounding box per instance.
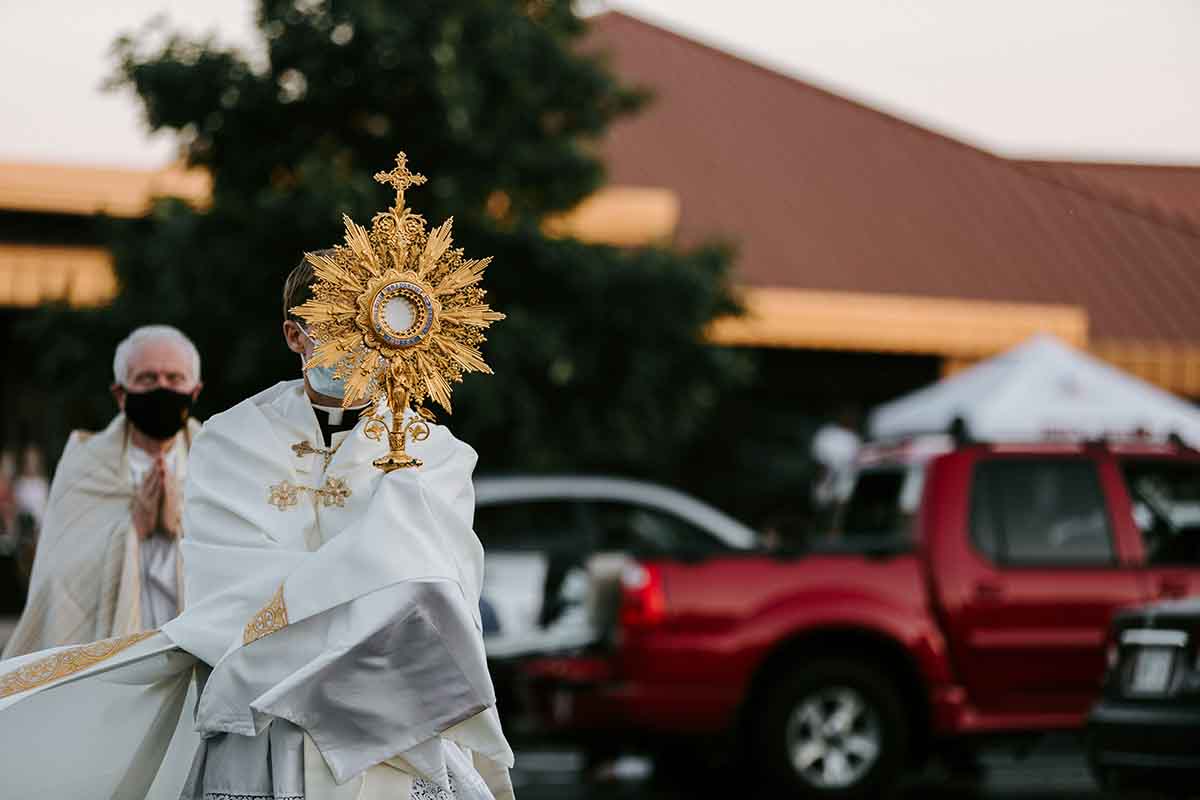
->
[202,775,454,799]
[411,776,457,800]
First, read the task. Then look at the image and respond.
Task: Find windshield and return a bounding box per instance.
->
[1120,458,1200,565]
[588,501,735,557]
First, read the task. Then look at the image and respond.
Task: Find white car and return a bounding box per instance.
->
[474,475,756,660]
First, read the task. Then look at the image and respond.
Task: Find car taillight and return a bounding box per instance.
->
[619,562,667,628]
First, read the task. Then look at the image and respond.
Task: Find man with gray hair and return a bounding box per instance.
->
[2,324,203,657]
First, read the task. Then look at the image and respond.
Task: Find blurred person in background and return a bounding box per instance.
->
[0,455,18,612]
[1,325,202,658]
[13,445,49,530]
[811,406,863,514]
[11,446,50,587]
[0,451,15,550]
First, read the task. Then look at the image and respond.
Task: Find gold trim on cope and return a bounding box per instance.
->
[0,631,157,698]
[243,585,289,645]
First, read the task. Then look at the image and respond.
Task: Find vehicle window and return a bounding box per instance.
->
[1120,459,1200,566]
[473,501,591,553]
[969,474,1002,561]
[839,469,915,540]
[586,502,730,556]
[970,459,1114,566]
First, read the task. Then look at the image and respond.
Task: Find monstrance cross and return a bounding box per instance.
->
[373,154,428,208]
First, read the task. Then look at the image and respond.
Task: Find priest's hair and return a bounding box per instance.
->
[283,249,335,326]
[113,325,202,386]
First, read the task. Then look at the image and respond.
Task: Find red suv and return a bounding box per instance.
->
[523,438,1200,798]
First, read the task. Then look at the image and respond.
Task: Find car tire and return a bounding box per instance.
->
[754,659,909,799]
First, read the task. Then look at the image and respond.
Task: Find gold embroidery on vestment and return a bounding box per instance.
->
[268,481,302,511]
[291,439,339,468]
[0,631,157,698]
[243,584,289,645]
[267,477,352,511]
[317,477,351,507]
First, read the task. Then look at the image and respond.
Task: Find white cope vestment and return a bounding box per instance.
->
[2,414,198,658]
[0,380,514,799]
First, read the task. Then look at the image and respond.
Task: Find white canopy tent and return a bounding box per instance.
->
[869,334,1200,446]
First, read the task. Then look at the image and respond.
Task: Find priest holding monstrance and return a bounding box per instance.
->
[0,154,513,799]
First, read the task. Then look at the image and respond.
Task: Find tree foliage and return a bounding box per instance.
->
[26,0,754,491]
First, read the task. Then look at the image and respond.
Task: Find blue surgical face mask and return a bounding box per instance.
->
[306,363,347,399]
[299,329,346,399]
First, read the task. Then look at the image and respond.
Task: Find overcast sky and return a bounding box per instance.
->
[3,0,1197,169]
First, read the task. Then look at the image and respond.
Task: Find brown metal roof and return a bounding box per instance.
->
[1017,161,1200,229]
[587,12,1200,345]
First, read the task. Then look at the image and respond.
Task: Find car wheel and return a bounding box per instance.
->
[755,659,908,799]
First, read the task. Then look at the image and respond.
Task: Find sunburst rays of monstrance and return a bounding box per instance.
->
[291,153,504,472]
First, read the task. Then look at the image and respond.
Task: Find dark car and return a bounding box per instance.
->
[1088,597,1200,796]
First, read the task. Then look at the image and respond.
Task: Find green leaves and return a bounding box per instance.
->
[451,227,750,476]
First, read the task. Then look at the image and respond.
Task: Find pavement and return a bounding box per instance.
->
[0,617,1128,798]
[509,738,1108,799]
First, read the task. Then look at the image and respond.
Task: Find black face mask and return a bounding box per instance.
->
[123,388,193,440]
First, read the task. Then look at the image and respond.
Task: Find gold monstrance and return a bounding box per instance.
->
[291,153,504,472]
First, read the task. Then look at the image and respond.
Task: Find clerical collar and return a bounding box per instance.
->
[311,403,367,447]
[312,402,358,425]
